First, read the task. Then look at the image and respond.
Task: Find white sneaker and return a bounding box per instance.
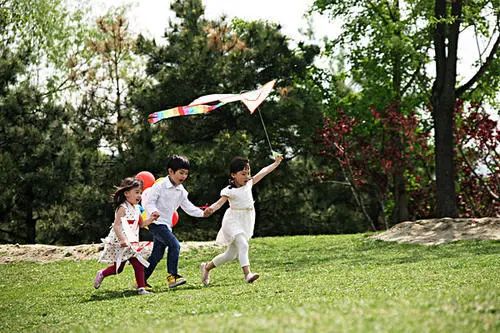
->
[200,262,210,286]
[137,287,151,295]
[93,270,104,289]
[245,272,259,283]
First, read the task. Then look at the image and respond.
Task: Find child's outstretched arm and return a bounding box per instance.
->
[252,155,284,185]
[180,193,208,218]
[208,196,229,215]
[113,206,128,247]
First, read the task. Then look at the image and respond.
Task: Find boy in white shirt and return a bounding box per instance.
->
[142,155,212,288]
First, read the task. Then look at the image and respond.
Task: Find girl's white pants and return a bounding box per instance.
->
[212,233,250,267]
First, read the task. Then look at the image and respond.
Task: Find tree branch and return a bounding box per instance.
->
[458,146,499,200]
[456,34,500,97]
[366,0,390,26]
[401,46,430,94]
[338,156,378,231]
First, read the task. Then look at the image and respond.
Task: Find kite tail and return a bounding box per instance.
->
[148,103,225,124]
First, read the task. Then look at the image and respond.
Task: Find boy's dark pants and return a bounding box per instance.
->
[144,224,180,281]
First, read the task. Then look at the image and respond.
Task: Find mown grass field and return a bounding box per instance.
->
[0,234,498,333]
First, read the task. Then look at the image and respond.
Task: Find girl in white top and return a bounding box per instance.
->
[201,155,283,284]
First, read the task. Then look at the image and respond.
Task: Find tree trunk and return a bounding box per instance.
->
[25,184,37,243]
[392,170,409,223]
[431,88,458,217]
[431,0,462,217]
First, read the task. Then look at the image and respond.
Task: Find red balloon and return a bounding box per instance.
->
[136,171,155,190]
[172,210,179,227]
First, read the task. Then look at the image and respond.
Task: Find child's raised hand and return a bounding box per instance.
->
[150,212,160,220]
[274,154,284,164]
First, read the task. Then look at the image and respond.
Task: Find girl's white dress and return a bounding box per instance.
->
[98,202,149,268]
[215,179,256,246]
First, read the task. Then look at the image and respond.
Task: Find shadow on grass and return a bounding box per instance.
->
[85,289,144,302]
[84,282,211,302]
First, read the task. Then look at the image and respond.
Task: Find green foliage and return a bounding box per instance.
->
[0,0,438,243]
[312,0,499,220]
[0,81,73,242]
[0,2,118,244]
[4,0,496,244]
[1,235,499,332]
[129,0,351,239]
[0,0,95,94]
[313,0,432,117]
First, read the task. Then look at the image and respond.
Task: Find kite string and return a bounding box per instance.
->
[257,107,274,154]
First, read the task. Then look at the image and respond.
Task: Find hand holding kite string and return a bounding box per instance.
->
[147,80,279,157]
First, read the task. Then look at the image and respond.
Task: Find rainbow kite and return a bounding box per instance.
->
[148,103,224,124]
[147,80,276,124]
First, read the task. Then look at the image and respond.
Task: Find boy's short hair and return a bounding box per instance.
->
[167,155,190,171]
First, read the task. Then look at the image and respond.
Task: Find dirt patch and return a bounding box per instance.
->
[1,218,498,263]
[371,217,500,245]
[0,241,219,264]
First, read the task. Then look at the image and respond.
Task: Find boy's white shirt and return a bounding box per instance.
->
[142,176,203,230]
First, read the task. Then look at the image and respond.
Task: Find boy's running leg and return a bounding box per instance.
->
[161,228,186,288]
[144,224,167,282]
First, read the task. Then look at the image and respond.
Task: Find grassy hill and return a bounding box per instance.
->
[1,234,498,332]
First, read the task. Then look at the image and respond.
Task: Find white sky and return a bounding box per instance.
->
[92,0,496,89]
[93,0,335,43]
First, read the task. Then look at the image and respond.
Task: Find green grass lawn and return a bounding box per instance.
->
[0,234,498,333]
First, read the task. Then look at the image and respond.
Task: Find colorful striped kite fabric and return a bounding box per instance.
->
[147,80,276,124]
[147,103,224,124]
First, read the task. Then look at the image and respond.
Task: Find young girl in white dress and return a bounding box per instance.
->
[93,177,159,295]
[200,155,283,285]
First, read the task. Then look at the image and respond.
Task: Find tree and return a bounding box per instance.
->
[76,11,141,156]
[0,0,78,243]
[130,0,362,239]
[313,0,499,219]
[0,0,121,244]
[454,100,499,216]
[431,0,499,217]
[312,0,432,223]
[0,82,80,243]
[319,104,434,230]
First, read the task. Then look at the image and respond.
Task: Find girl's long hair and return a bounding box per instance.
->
[112,177,142,210]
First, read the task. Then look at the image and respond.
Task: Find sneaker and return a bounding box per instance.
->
[200,262,210,286]
[167,274,186,288]
[134,282,153,291]
[137,287,151,295]
[245,272,260,283]
[94,270,104,289]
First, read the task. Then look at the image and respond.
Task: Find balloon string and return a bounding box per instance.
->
[257,108,274,154]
